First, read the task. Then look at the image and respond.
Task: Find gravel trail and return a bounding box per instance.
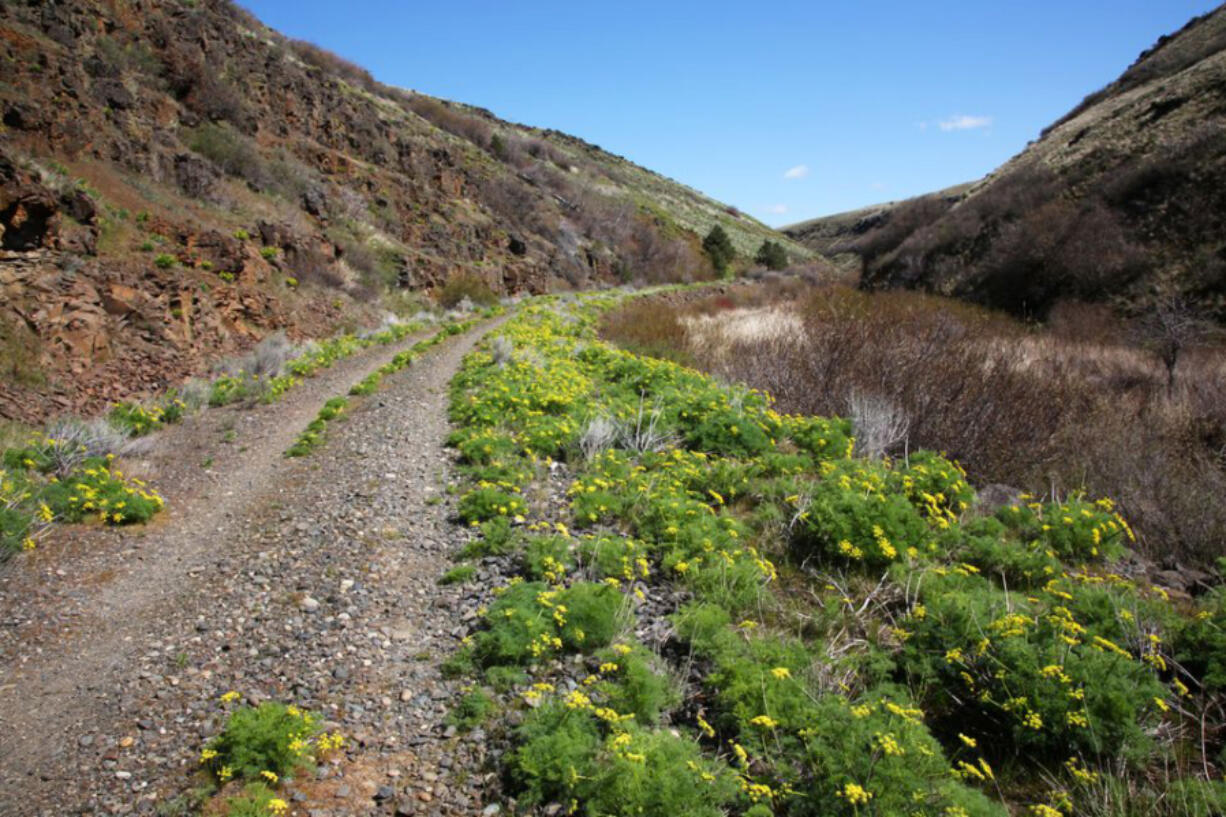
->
[0,318,503,816]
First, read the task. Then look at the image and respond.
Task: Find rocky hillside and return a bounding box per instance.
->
[0,0,807,423]
[782,182,972,273]
[784,6,1226,320]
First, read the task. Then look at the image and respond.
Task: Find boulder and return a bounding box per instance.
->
[173,153,220,200]
[0,154,59,251]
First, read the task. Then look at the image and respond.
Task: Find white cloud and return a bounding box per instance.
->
[782,164,809,180]
[870,181,886,191]
[766,203,789,214]
[938,114,993,132]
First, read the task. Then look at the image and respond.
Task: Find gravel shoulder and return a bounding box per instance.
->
[0,318,504,816]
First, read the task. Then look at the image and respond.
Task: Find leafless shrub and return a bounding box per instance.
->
[118,434,161,459]
[330,187,370,224]
[178,378,212,410]
[249,332,293,379]
[578,399,675,461]
[488,336,514,366]
[579,415,619,461]
[216,332,295,386]
[288,39,376,92]
[405,96,492,148]
[848,392,909,459]
[41,417,127,477]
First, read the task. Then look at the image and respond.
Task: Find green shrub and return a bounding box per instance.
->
[521,534,574,582]
[438,272,497,309]
[685,407,771,457]
[458,485,525,523]
[1173,587,1226,692]
[893,450,974,523]
[484,665,528,692]
[793,458,931,569]
[506,702,603,806]
[221,783,283,817]
[455,431,518,466]
[285,397,349,457]
[754,239,788,270]
[201,702,321,782]
[899,568,1167,761]
[446,689,495,731]
[994,495,1132,563]
[317,396,347,421]
[592,644,680,724]
[154,253,177,269]
[457,517,517,559]
[702,225,735,276]
[684,553,769,614]
[557,581,624,651]
[674,604,1002,816]
[260,246,278,261]
[40,456,163,524]
[108,396,187,437]
[948,515,1061,588]
[507,703,739,817]
[439,564,476,585]
[209,374,259,407]
[576,534,644,582]
[186,123,267,187]
[473,580,624,666]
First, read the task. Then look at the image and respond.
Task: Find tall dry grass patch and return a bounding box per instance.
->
[603,283,1226,567]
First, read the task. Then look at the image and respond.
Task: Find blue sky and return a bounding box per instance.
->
[241,0,1221,226]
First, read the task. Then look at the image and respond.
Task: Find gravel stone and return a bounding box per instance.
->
[0,320,506,816]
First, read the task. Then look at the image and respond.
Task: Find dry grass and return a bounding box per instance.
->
[603,283,1226,567]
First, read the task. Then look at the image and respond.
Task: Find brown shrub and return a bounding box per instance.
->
[599,300,692,366]
[404,96,492,148]
[846,195,952,268]
[602,285,1226,567]
[184,122,268,188]
[288,40,376,92]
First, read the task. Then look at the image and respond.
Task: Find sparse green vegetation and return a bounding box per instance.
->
[286,310,500,457]
[446,688,495,730]
[439,564,477,585]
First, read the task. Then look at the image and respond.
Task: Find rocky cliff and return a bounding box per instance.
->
[0,0,807,422]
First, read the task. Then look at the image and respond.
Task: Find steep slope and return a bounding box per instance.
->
[785,6,1226,319]
[0,0,806,423]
